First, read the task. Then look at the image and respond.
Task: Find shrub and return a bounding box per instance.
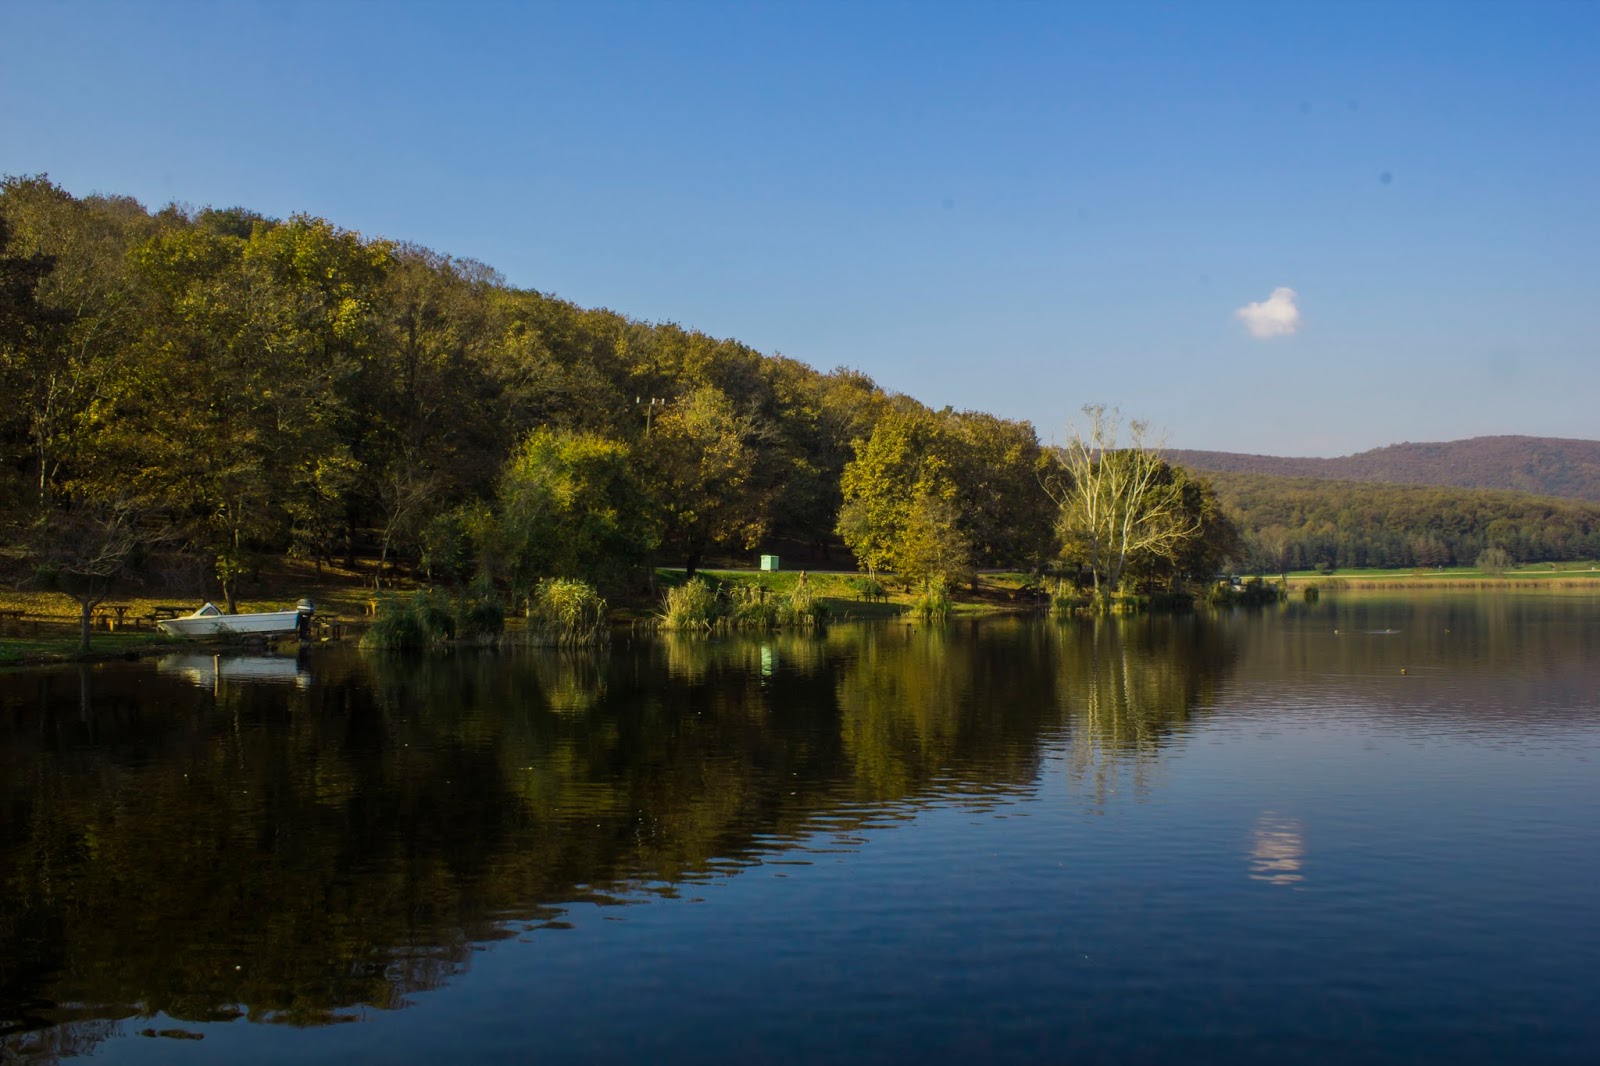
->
[362,590,455,650]
[1051,579,1091,615]
[1148,590,1195,612]
[851,576,888,602]
[418,510,474,584]
[413,588,457,641]
[1208,578,1285,607]
[458,584,505,641]
[660,576,829,631]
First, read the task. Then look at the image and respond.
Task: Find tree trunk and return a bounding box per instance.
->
[685,550,702,580]
[376,533,391,591]
[223,574,238,615]
[78,598,93,652]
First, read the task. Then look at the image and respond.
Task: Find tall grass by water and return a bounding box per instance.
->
[910,579,952,621]
[527,579,609,646]
[659,576,827,631]
[361,586,504,649]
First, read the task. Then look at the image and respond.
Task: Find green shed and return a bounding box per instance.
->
[759,555,781,572]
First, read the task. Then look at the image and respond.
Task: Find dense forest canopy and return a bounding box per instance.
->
[1218,472,1600,572]
[2,175,1592,612]
[0,175,1073,603]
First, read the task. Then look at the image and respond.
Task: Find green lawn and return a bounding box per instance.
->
[1277,561,1600,583]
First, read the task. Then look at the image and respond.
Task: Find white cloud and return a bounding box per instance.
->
[1235,287,1302,338]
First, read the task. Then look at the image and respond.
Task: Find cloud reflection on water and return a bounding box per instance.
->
[1250,812,1306,886]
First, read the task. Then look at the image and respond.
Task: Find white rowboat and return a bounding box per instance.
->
[156,601,312,638]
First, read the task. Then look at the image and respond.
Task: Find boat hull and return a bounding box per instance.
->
[157,610,304,637]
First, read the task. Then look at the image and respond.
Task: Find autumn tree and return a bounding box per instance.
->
[760,361,891,556]
[361,248,500,583]
[944,410,1054,572]
[838,404,1051,588]
[1475,546,1514,575]
[644,386,772,577]
[104,214,391,610]
[837,406,970,588]
[0,177,153,511]
[0,205,63,517]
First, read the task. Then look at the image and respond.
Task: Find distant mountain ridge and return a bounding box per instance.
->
[1169,436,1600,503]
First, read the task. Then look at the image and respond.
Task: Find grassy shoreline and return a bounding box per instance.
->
[0,630,304,668]
[664,568,1048,621]
[1276,560,1600,591]
[8,560,1596,666]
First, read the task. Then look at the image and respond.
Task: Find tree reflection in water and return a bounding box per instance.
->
[1055,615,1237,807]
[0,619,1235,1061]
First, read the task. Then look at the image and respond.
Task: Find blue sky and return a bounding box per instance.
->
[2,1,1595,454]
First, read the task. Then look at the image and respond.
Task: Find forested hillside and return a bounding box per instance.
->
[0,175,1066,607]
[3,176,1591,615]
[1171,436,1600,502]
[1216,472,1600,572]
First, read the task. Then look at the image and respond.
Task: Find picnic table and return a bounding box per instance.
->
[151,605,189,620]
[98,604,133,629]
[0,608,28,636]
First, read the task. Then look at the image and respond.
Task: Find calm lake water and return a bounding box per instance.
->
[3,594,1598,1064]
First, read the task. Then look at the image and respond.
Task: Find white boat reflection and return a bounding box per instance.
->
[157,653,311,690]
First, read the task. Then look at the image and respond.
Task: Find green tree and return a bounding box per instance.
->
[498,427,653,591]
[759,361,890,557]
[1475,546,1514,575]
[1164,468,1242,589]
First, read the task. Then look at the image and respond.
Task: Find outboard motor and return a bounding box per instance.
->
[296,598,315,640]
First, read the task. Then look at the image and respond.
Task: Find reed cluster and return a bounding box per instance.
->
[362,589,453,649]
[659,577,827,631]
[361,586,505,650]
[1051,579,1091,616]
[527,579,609,646]
[910,579,952,621]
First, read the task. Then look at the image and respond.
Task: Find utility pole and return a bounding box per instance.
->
[636,396,664,435]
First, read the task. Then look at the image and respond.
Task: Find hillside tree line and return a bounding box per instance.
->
[6,176,1587,613]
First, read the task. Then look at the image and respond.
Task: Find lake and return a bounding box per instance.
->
[2,594,1597,1064]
